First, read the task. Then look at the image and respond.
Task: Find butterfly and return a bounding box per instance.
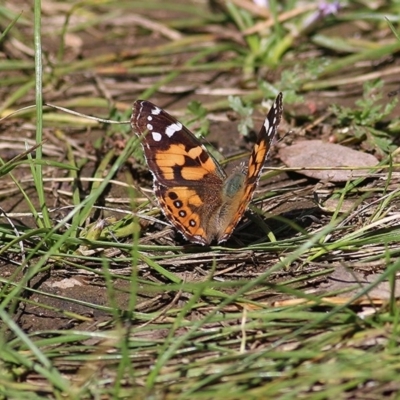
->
[131,92,283,245]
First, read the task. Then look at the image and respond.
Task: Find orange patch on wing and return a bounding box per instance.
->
[181,166,210,180]
[187,146,203,159]
[248,142,267,177]
[199,157,218,174]
[248,157,258,177]
[155,145,186,180]
[254,142,267,164]
[183,188,203,207]
[155,145,186,166]
[187,145,218,175]
[155,144,217,180]
[164,187,204,208]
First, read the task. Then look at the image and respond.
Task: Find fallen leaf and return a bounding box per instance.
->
[46,278,84,289]
[279,140,379,182]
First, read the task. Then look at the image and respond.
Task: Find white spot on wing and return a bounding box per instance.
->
[165,122,182,137]
[151,107,161,115]
[147,115,153,121]
[147,123,153,130]
[152,131,162,141]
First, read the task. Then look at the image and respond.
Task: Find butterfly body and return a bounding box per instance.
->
[131,93,283,245]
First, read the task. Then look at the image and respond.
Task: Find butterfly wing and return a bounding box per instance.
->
[131,100,226,184]
[218,92,283,243]
[131,100,226,245]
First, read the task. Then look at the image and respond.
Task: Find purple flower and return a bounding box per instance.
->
[253,0,269,7]
[302,1,341,30]
[319,1,341,17]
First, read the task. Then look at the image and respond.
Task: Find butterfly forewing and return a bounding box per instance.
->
[131,101,224,185]
[248,92,283,185]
